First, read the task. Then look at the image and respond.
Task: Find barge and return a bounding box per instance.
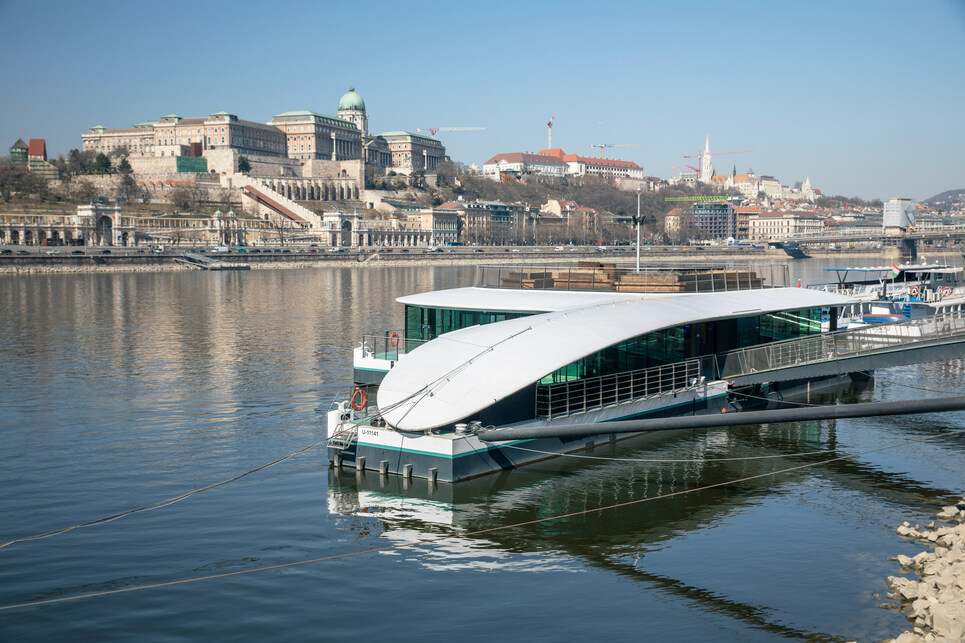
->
[327,262,965,482]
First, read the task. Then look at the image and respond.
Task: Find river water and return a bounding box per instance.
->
[1,258,963,641]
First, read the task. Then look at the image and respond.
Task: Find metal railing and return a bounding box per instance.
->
[475,263,789,294]
[359,332,428,361]
[533,310,965,420]
[718,309,965,378]
[535,359,702,419]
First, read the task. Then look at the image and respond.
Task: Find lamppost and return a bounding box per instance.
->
[635,186,641,272]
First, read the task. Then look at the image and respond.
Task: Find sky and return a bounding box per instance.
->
[1,0,963,201]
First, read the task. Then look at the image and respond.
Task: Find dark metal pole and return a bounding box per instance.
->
[475,395,965,442]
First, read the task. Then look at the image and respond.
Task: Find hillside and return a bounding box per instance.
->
[430,172,737,232]
[923,189,965,207]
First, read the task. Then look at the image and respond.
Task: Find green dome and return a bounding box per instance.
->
[338,87,365,112]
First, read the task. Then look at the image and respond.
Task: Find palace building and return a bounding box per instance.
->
[78,88,429,172]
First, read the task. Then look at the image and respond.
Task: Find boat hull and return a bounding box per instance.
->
[328,383,730,482]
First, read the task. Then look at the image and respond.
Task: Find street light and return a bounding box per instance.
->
[635,186,641,273]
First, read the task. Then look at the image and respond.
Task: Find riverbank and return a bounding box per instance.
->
[884,501,965,641]
[0,248,898,274]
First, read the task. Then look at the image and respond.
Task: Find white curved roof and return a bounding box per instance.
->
[397,286,641,312]
[377,288,854,431]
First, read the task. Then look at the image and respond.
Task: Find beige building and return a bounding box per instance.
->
[748,212,825,241]
[381,131,446,171]
[82,123,157,156]
[83,111,287,158]
[268,110,362,161]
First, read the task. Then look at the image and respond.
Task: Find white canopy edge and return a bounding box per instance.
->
[378,287,854,431]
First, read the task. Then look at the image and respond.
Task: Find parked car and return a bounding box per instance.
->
[100,249,111,255]
[1,249,12,254]
[46,250,60,255]
[71,250,84,255]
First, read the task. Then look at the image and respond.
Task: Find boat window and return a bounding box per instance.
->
[538,308,822,385]
[404,305,534,340]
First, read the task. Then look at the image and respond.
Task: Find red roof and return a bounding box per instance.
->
[28,138,46,158]
[576,155,641,169]
[538,148,567,160]
[434,202,466,210]
[484,152,565,166]
[537,148,641,169]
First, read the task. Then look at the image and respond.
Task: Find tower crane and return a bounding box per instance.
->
[547,114,556,148]
[415,127,486,138]
[588,143,640,157]
[683,148,752,180]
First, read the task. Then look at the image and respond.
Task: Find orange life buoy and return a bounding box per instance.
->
[351,388,367,411]
[942,286,952,297]
[909,286,920,297]
[389,332,399,347]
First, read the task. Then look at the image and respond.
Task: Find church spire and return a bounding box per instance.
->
[700,136,713,183]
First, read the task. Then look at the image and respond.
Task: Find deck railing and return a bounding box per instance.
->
[360,332,428,361]
[718,309,965,378]
[533,310,965,420]
[535,358,703,419]
[475,263,789,294]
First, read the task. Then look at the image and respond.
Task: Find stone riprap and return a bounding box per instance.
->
[884,500,965,642]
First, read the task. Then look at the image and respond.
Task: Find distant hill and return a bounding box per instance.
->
[922,189,965,207]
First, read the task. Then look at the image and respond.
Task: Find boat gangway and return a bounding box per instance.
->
[176,252,251,271]
[533,310,965,420]
[718,309,965,385]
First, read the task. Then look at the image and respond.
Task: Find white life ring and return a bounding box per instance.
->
[941,286,952,297]
[909,286,920,297]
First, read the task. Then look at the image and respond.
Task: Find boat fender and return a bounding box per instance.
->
[942,286,952,297]
[389,332,399,347]
[351,387,367,411]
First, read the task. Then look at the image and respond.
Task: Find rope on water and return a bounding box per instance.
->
[0,439,329,552]
[2,426,963,611]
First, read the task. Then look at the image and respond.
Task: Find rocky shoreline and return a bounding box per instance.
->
[884,501,965,642]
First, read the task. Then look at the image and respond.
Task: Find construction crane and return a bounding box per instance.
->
[683,148,752,180]
[547,114,556,148]
[415,127,486,138]
[588,143,640,157]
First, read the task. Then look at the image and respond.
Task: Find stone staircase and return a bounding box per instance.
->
[232,174,323,229]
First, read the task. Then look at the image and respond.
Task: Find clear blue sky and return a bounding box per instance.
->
[1,0,963,201]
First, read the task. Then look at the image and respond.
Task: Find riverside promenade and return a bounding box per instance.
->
[0,246,889,274]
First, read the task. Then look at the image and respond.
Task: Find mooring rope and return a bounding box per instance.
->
[0,439,329,552]
[2,426,963,611]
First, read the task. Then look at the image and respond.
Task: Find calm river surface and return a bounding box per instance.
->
[1,258,964,641]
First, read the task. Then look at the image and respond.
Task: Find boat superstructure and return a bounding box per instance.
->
[815,263,965,328]
[329,262,965,482]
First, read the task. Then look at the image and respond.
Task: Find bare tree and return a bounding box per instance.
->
[73,178,97,203]
[119,173,143,203]
[169,184,202,211]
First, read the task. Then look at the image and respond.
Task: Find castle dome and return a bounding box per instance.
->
[338,87,365,112]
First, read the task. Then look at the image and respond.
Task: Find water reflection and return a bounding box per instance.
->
[327,376,965,638]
